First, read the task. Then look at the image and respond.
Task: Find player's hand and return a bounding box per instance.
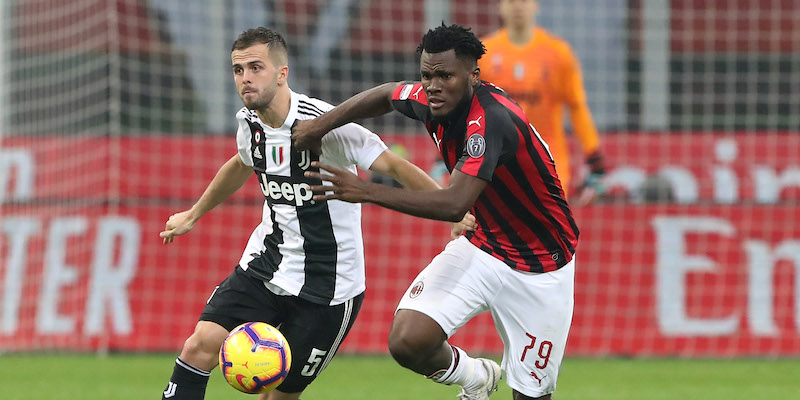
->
[572,172,604,207]
[305,161,371,203]
[159,210,197,244]
[291,119,323,154]
[572,150,607,207]
[450,212,477,239]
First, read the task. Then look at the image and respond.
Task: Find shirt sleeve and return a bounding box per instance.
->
[235,108,254,167]
[321,122,388,170]
[390,82,431,122]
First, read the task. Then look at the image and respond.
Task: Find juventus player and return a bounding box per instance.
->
[158,27,468,400]
[293,24,578,400]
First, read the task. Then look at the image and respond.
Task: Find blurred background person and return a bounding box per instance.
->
[479,0,606,205]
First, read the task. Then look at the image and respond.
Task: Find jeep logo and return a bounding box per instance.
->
[258,173,314,206]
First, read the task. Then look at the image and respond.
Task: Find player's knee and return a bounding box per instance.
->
[388,337,422,369]
[387,329,437,368]
[181,333,213,358]
[390,313,443,361]
[180,330,224,368]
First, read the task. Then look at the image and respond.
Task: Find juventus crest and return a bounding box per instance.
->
[297,149,311,170]
[264,146,311,170]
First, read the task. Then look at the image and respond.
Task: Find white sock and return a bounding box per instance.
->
[429,345,488,390]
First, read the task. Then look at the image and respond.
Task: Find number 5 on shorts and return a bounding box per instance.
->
[301,348,328,376]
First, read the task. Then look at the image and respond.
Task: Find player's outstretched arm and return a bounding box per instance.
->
[368,149,477,235]
[291,82,399,152]
[160,154,252,244]
[307,162,485,223]
[368,149,441,191]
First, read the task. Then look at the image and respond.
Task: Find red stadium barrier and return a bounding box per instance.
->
[1,133,799,356]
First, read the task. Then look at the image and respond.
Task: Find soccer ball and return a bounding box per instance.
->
[219,322,292,394]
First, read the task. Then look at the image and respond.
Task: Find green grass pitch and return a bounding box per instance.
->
[0,354,797,399]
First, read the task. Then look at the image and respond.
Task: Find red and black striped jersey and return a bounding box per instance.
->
[391,81,579,272]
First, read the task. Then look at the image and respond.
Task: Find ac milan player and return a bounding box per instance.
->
[292,24,578,400]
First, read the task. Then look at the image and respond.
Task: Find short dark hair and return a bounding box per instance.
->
[416,23,486,62]
[231,27,288,66]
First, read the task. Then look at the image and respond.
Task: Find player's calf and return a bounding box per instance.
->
[161,321,229,399]
[161,357,212,399]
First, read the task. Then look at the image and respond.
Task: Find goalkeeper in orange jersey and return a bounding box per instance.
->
[479,0,606,205]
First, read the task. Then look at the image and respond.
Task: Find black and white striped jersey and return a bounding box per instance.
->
[235,91,388,306]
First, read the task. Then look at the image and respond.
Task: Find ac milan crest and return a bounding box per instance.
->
[409,281,424,298]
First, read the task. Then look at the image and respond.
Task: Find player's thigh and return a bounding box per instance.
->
[199,266,283,331]
[396,237,502,337]
[491,257,575,398]
[275,292,364,393]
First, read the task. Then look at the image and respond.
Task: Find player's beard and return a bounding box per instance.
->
[244,89,275,111]
[242,77,279,112]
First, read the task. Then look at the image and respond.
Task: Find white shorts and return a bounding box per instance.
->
[396,236,575,397]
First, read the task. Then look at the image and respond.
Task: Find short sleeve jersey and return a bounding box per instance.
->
[391,81,579,272]
[235,90,387,305]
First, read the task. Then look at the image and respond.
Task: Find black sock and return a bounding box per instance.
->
[161,358,211,399]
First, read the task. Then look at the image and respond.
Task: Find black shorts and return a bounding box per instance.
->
[200,266,364,393]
